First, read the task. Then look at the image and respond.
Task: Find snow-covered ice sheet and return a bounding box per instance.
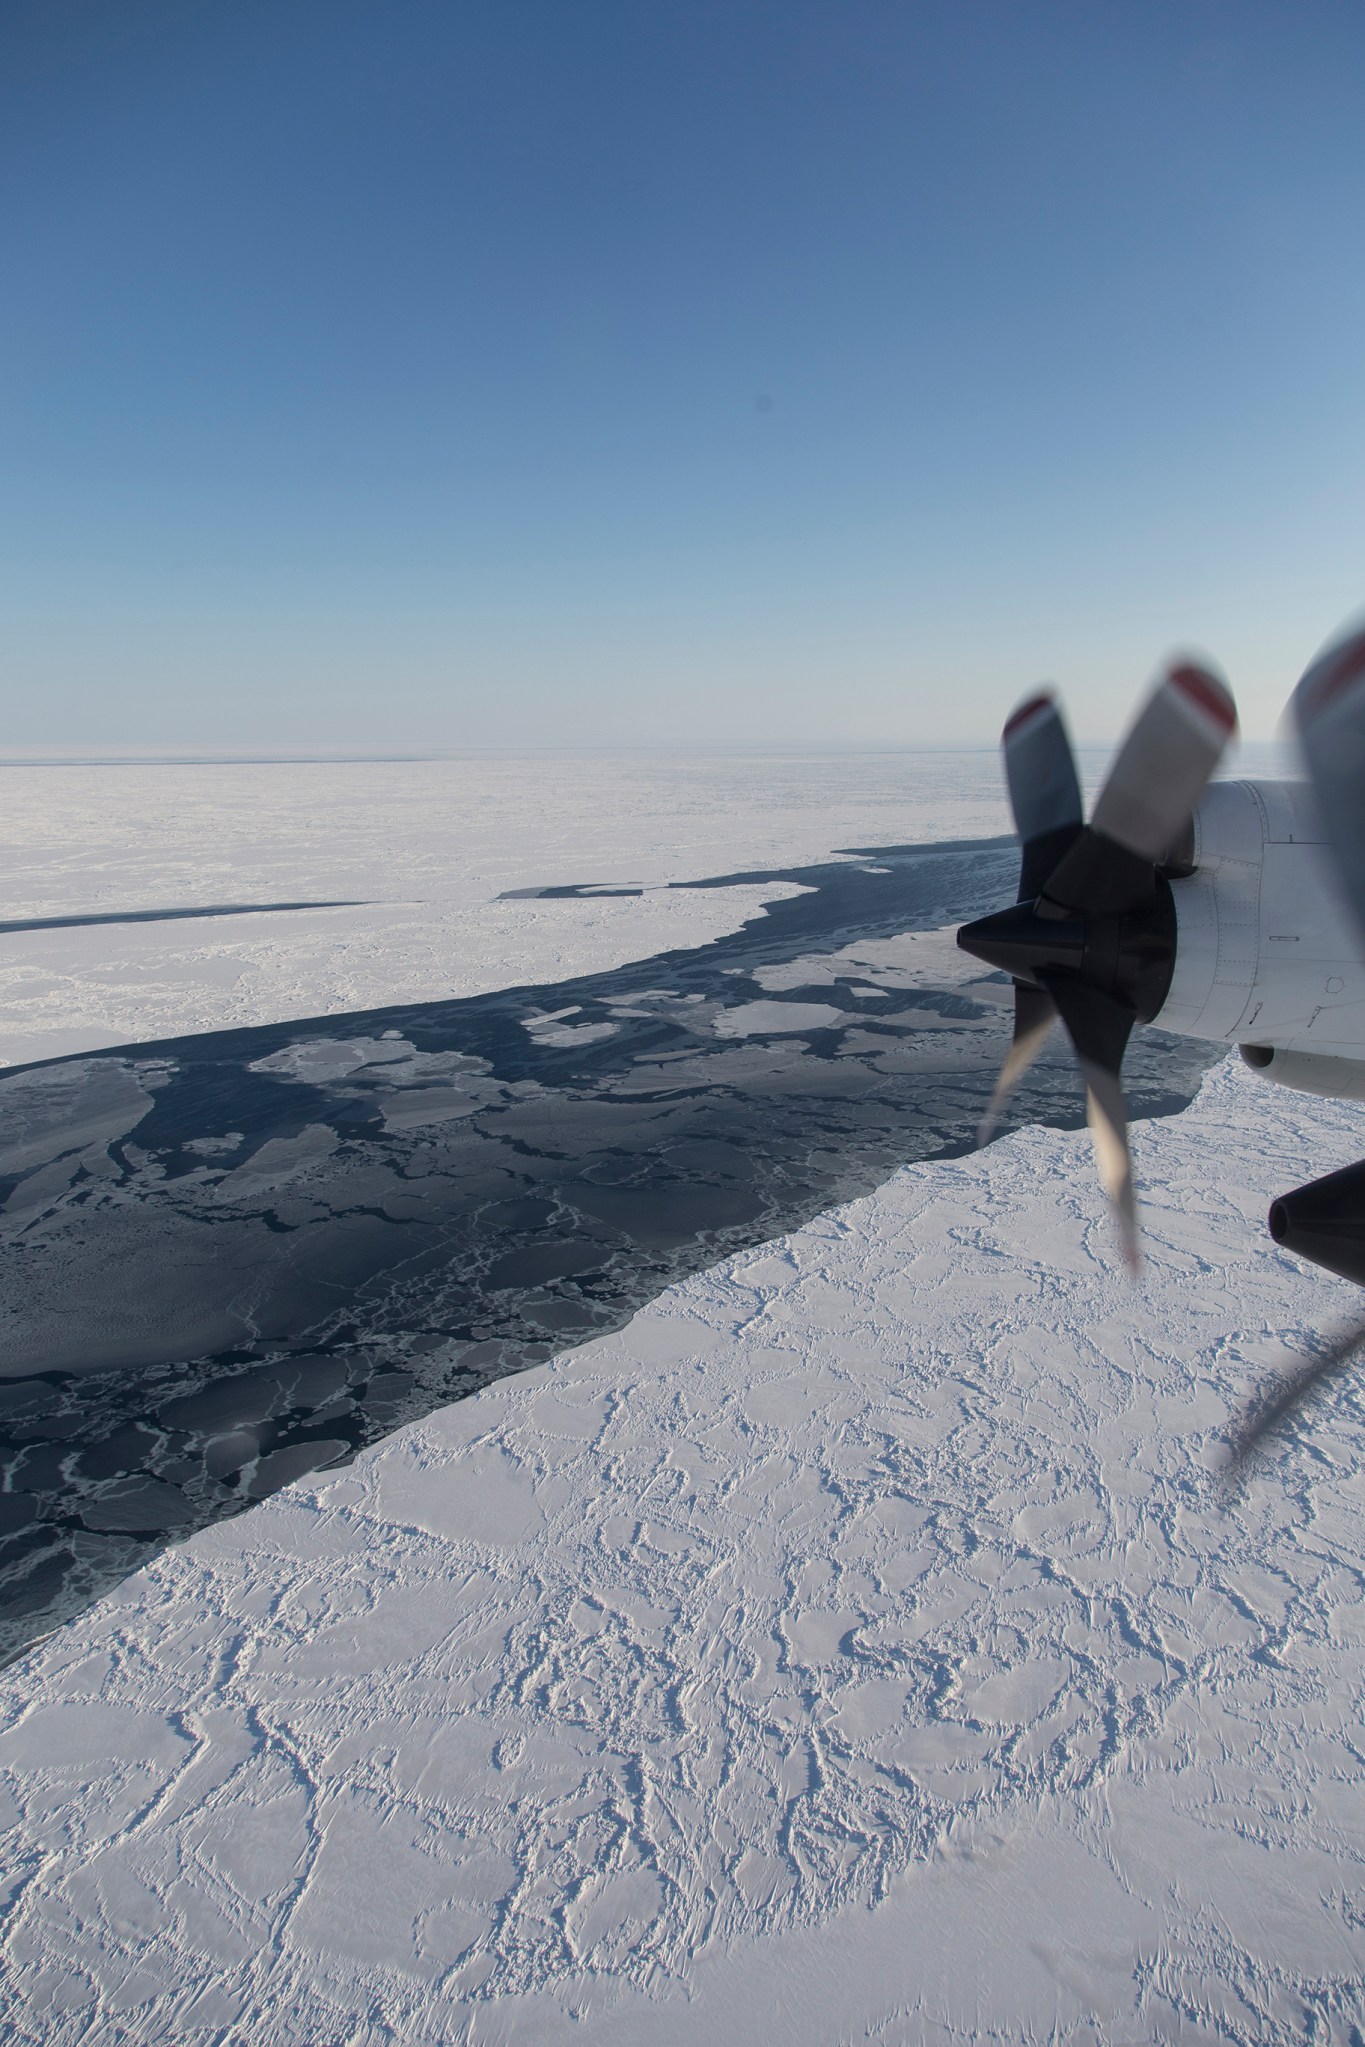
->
[0,751,1011,1068]
[2,1056,1365,2044]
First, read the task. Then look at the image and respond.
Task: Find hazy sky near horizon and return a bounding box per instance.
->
[3,0,1364,752]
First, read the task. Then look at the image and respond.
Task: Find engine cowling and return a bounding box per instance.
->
[1155,779,1365,1078]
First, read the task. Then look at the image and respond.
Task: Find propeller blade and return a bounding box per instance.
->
[1091,657,1238,861]
[976,982,1056,1146]
[1045,976,1138,1267]
[1226,1320,1365,1470]
[1290,619,1365,944]
[1001,691,1084,900]
[1043,659,1237,915]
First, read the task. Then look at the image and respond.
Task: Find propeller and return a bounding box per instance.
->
[1291,618,1365,943]
[1217,619,1365,1459]
[959,660,1238,1264]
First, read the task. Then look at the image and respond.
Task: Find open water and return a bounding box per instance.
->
[0,836,1217,1664]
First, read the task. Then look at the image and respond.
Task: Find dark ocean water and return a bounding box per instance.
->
[0,836,1217,1665]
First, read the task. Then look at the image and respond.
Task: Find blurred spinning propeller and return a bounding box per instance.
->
[958,660,1238,1264]
[1291,618,1365,944]
[1225,619,1365,1459]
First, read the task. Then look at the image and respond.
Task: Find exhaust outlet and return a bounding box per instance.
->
[1269,1158,1365,1288]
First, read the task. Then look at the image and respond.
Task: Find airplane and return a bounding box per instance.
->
[956,616,1365,1451]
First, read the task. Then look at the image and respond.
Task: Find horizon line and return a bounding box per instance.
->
[0,737,1293,768]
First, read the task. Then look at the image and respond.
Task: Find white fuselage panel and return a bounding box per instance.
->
[1152,780,1365,1057]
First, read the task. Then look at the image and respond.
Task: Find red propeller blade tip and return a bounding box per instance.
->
[1168,661,1237,737]
[1002,691,1057,743]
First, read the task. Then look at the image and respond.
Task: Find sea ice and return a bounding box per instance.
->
[0,1055,1362,2043]
[0,747,1359,2043]
[0,750,1012,1068]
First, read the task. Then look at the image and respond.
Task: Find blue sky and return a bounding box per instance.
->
[3,0,1364,750]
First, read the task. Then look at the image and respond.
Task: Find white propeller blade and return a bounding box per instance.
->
[1090,657,1237,863]
[976,984,1055,1147]
[1291,619,1365,944]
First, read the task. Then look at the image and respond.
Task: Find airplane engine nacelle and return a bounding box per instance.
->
[1238,1044,1365,1100]
[1269,1157,1365,1288]
[1152,780,1365,1073]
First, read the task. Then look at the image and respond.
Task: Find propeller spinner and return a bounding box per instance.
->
[958,660,1238,1264]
